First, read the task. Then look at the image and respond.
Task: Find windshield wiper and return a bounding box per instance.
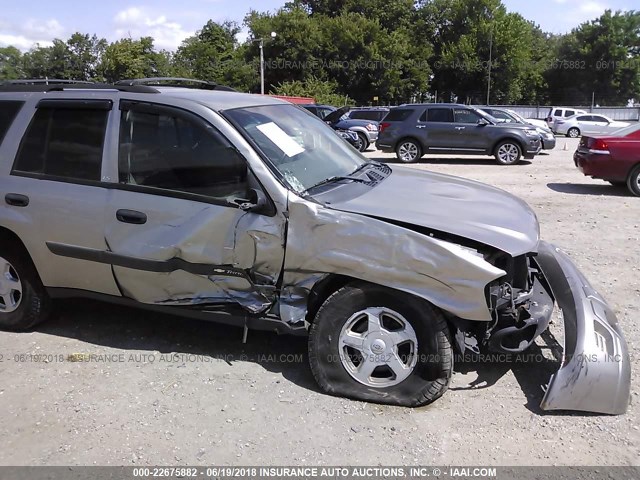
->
[302,174,370,194]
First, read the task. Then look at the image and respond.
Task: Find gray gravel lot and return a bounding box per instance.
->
[0,137,637,466]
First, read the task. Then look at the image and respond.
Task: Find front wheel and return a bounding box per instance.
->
[308,282,453,407]
[627,165,640,197]
[356,133,369,152]
[494,141,522,165]
[396,139,422,163]
[567,127,580,138]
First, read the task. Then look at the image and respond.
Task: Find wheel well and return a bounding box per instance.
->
[0,226,32,259]
[492,137,525,155]
[305,274,355,322]
[394,136,423,152]
[628,162,640,179]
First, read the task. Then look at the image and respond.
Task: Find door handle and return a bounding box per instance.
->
[416,125,427,129]
[455,126,466,130]
[5,193,29,207]
[116,209,147,225]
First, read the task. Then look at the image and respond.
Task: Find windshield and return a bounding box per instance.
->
[225,104,366,193]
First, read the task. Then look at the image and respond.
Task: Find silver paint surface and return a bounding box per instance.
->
[330,165,540,256]
[537,242,631,415]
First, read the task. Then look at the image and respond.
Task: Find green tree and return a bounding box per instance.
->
[417,0,544,104]
[99,37,172,82]
[173,20,254,90]
[0,46,24,79]
[546,10,640,105]
[67,33,108,81]
[271,76,354,105]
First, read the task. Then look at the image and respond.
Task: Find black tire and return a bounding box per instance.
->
[567,127,580,138]
[395,139,422,163]
[0,239,51,331]
[627,164,640,197]
[356,133,369,152]
[494,140,522,165]
[308,282,453,407]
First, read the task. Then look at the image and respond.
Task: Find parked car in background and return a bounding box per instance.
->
[573,123,640,196]
[377,104,542,165]
[334,128,360,148]
[554,114,630,138]
[347,107,389,122]
[301,104,378,152]
[479,107,556,150]
[546,107,587,129]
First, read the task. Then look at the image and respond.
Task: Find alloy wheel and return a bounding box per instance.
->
[0,256,22,313]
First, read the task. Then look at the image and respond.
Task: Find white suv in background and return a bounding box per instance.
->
[546,107,587,129]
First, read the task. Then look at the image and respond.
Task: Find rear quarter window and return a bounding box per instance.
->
[0,101,24,145]
[384,109,414,122]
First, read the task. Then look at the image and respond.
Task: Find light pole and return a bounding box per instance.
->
[486,27,493,106]
[255,31,277,95]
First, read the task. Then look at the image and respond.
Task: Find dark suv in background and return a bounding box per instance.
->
[377,104,542,165]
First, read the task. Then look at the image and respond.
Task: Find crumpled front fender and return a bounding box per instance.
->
[536,241,631,415]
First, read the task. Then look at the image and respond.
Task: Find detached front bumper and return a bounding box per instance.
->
[535,241,631,415]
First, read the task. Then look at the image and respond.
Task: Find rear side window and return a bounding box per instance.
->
[384,109,414,122]
[13,105,108,181]
[454,108,481,123]
[0,101,24,145]
[426,108,454,122]
[565,110,575,117]
[553,109,562,116]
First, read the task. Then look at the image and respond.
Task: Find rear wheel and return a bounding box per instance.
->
[494,141,522,165]
[308,282,453,407]
[396,139,422,163]
[0,240,51,331]
[567,127,580,138]
[356,133,369,152]
[627,165,640,197]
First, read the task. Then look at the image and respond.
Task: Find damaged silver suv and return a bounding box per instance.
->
[0,80,630,414]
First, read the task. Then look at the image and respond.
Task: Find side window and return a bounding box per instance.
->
[386,109,414,122]
[426,108,453,122]
[13,104,107,181]
[592,116,608,122]
[577,115,592,122]
[492,111,511,121]
[0,101,24,145]
[565,110,575,117]
[553,109,562,116]
[454,109,481,123]
[118,105,248,201]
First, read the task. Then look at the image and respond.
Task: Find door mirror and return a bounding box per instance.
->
[477,118,490,126]
[232,188,270,215]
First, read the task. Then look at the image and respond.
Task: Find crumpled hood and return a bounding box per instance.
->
[329,165,540,256]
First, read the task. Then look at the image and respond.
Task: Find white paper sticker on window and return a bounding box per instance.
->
[256,122,305,157]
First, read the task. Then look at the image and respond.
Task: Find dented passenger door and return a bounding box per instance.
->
[101,100,285,313]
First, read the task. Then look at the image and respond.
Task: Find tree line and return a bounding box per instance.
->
[0,0,638,106]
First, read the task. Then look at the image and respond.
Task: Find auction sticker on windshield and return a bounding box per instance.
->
[256,122,305,157]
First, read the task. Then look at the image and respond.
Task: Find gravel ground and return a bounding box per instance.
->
[0,137,637,466]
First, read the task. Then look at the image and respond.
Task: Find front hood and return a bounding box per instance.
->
[323,106,350,123]
[333,118,378,129]
[329,166,540,256]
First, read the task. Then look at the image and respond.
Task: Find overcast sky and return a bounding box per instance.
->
[0,0,635,52]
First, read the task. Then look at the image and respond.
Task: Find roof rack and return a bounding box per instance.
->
[115,77,236,91]
[1,78,95,85]
[0,80,160,94]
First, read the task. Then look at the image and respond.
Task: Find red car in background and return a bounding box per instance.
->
[574,123,640,196]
